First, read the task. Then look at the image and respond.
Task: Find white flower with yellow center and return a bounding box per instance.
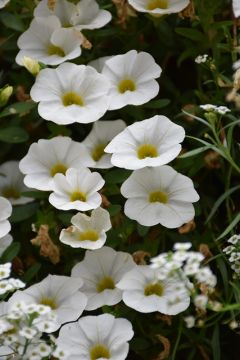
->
[121,165,199,228]
[71,246,136,310]
[57,314,133,360]
[49,167,104,211]
[0,0,9,9]
[105,115,185,170]
[16,16,82,66]
[60,207,111,249]
[117,266,190,314]
[102,50,162,110]
[0,161,33,205]
[8,275,87,332]
[30,62,110,125]
[83,120,126,168]
[128,0,189,15]
[0,197,12,238]
[19,136,94,191]
[34,0,112,30]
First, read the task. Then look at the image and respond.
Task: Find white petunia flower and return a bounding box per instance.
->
[49,167,104,211]
[8,275,87,332]
[105,115,185,170]
[0,234,13,257]
[16,16,82,66]
[71,246,136,310]
[128,0,189,15]
[102,50,161,110]
[0,161,33,205]
[34,0,112,31]
[121,165,199,228]
[57,313,134,360]
[0,0,9,9]
[60,207,111,249]
[83,120,126,168]
[0,197,12,238]
[117,265,190,314]
[30,62,110,125]
[19,136,94,191]
[89,56,113,72]
[233,0,240,18]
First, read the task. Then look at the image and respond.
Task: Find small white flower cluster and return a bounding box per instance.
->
[151,242,217,304]
[195,54,208,64]
[0,263,25,296]
[0,302,68,360]
[200,104,231,115]
[223,234,240,277]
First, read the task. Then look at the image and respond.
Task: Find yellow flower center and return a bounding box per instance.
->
[149,191,168,204]
[97,276,115,293]
[62,92,84,107]
[137,144,158,159]
[147,0,168,10]
[144,282,164,296]
[50,163,67,177]
[79,230,99,241]
[70,191,87,202]
[118,79,136,94]
[40,297,57,309]
[2,187,20,199]
[91,143,107,162]
[47,44,65,57]
[90,344,110,360]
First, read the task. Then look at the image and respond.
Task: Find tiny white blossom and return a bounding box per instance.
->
[194,294,208,310]
[184,315,195,328]
[195,54,208,64]
[19,327,37,340]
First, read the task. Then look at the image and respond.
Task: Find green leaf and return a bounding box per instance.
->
[216,257,229,296]
[216,212,240,240]
[10,203,39,223]
[108,204,121,216]
[179,146,211,159]
[205,185,240,224]
[21,191,49,199]
[105,169,131,184]
[144,99,170,109]
[175,28,205,42]
[1,242,21,262]
[211,325,220,360]
[0,127,29,143]
[0,101,36,118]
[137,224,149,236]
[22,263,41,283]
[0,12,24,32]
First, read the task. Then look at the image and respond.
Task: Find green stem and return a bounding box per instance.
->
[171,318,183,360]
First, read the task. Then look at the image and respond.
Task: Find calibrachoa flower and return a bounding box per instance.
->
[30,62,110,125]
[8,275,87,331]
[71,246,136,310]
[117,266,190,314]
[128,0,189,15]
[0,197,12,238]
[0,0,9,9]
[89,55,113,72]
[102,50,161,110]
[16,16,82,66]
[105,115,185,170]
[82,120,126,168]
[0,234,12,257]
[49,167,104,211]
[0,161,33,205]
[60,207,111,249]
[34,0,112,31]
[121,165,199,228]
[19,136,94,191]
[57,314,134,360]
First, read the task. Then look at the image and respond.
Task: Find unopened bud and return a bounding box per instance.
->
[0,86,13,107]
[22,57,40,76]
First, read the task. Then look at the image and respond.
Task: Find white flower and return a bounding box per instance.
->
[30,63,110,125]
[89,56,113,72]
[216,106,230,115]
[195,267,217,288]
[0,263,11,280]
[82,119,126,168]
[71,246,136,310]
[173,242,192,251]
[228,234,240,245]
[19,136,94,191]
[49,167,104,211]
[60,207,111,249]
[34,0,112,31]
[0,235,12,257]
[200,104,217,112]
[102,50,161,110]
[194,294,208,310]
[19,327,37,340]
[0,161,33,205]
[233,0,240,18]
[105,115,185,170]
[8,275,87,331]
[195,54,208,64]
[121,165,199,228]
[184,315,195,328]
[0,197,12,238]
[200,104,230,114]
[57,313,134,360]
[16,16,82,66]
[128,0,189,15]
[117,266,190,314]
[0,0,9,9]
